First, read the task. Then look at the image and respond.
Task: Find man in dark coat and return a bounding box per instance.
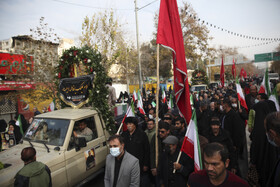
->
[158,135,194,187]
[264,112,280,187]
[121,117,150,187]
[196,100,211,137]
[250,96,278,187]
[205,117,238,173]
[245,85,258,110]
[221,98,245,154]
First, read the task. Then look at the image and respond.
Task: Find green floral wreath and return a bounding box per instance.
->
[56,46,116,133]
[191,69,209,85]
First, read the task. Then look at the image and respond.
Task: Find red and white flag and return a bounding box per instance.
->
[162,87,167,103]
[259,68,271,96]
[236,81,248,112]
[157,0,192,123]
[220,56,225,88]
[121,101,135,132]
[132,90,138,102]
[137,90,145,115]
[181,110,202,171]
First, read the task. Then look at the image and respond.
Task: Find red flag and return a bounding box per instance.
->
[220,56,225,87]
[232,58,236,78]
[156,0,192,123]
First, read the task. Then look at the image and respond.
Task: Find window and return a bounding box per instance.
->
[24,118,70,146]
[68,117,98,150]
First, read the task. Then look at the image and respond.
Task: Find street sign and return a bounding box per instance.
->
[254,52,280,62]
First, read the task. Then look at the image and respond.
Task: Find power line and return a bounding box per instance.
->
[51,0,133,11]
[138,0,159,11]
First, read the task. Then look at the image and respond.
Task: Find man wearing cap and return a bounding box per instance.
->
[121,117,150,186]
[205,117,237,174]
[158,135,194,187]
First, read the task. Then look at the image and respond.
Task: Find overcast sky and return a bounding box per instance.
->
[0,0,279,62]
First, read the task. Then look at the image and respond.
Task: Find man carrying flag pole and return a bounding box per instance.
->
[116,100,135,134]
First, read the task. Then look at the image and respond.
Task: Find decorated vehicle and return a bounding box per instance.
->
[0,46,116,186]
[0,108,110,187]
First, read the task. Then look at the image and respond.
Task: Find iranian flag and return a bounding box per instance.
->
[168,94,174,109]
[181,110,202,171]
[137,90,145,115]
[236,80,248,111]
[259,68,271,96]
[48,98,55,112]
[269,87,279,111]
[121,101,135,132]
[162,87,167,103]
[133,90,138,102]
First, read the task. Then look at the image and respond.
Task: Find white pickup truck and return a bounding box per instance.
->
[0,107,110,187]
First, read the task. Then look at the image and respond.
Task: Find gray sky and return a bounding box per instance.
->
[0,0,279,61]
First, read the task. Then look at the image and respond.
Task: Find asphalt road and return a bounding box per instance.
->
[82,172,105,187]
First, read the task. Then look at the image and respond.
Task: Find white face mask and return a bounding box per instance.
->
[255,99,259,103]
[219,105,224,111]
[110,147,121,157]
[149,114,154,119]
[232,103,237,108]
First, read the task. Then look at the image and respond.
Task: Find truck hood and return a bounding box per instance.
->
[0,141,65,186]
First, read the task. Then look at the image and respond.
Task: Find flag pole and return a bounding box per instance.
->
[116,123,123,135]
[116,106,132,134]
[155,44,160,167]
[173,151,182,173]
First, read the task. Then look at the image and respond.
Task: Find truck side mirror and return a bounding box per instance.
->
[74,137,87,151]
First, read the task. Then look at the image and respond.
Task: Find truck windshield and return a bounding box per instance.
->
[191,86,207,92]
[24,118,70,146]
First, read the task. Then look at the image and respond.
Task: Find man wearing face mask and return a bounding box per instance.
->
[158,135,194,187]
[265,112,280,187]
[121,117,150,186]
[249,93,278,186]
[104,135,140,187]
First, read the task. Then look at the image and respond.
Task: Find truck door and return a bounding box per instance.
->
[64,116,105,186]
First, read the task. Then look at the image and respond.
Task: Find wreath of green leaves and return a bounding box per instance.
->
[56,46,116,134]
[191,69,209,85]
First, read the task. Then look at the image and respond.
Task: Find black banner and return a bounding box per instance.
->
[59,75,94,108]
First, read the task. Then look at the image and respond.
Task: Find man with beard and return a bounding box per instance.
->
[121,117,150,187]
[187,143,249,187]
[205,117,237,174]
[173,117,186,142]
[249,93,278,186]
[245,85,258,110]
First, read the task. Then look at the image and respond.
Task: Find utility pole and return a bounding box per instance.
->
[134,0,143,89]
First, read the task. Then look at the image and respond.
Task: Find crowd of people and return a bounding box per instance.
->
[106,77,280,187]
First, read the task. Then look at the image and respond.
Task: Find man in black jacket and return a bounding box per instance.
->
[158,135,194,187]
[121,117,150,187]
[205,117,237,174]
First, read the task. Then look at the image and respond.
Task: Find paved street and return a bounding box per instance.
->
[83,172,104,187]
